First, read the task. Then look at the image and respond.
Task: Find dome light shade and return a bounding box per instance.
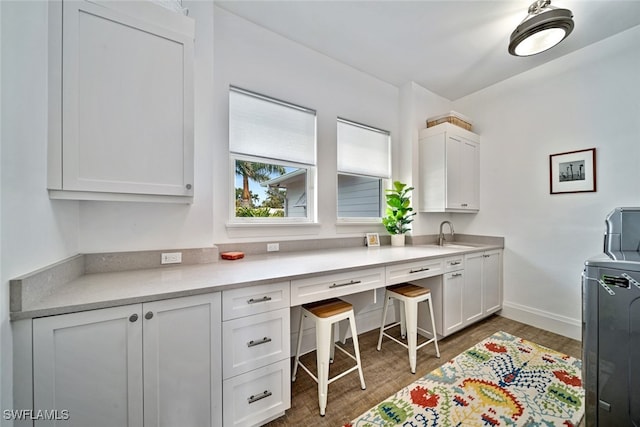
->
[509,0,574,56]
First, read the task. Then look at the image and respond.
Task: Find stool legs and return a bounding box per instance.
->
[348,315,366,390]
[292,304,366,417]
[426,296,441,359]
[376,294,391,351]
[405,299,419,374]
[377,286,440,374]
[315,318,332,416]
[291,309,306,382]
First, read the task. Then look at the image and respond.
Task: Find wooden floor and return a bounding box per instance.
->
[265,314,582,427]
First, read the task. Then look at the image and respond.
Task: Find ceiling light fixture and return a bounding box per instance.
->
[509,0,574,57]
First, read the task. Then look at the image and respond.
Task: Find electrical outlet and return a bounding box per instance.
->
[267,243,279,252]
[161,252,182,264]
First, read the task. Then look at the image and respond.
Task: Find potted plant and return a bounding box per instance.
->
[382,181,416,246]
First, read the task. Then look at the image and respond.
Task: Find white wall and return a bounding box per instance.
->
[212,6,399,243]
[453,26,640,339]
[398,81,458,236]
[77,0,215,253]
[1,0,81,418]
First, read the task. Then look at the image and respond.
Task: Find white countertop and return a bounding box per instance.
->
[12,243,501,320]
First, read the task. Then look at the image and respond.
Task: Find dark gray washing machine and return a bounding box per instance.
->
[583,207,640,426]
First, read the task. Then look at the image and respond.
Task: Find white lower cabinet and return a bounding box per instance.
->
[32,293,222,427]
[442,267,465,335]
[465,249,503,316]
[425,250,503,338]
[222,282,291,427]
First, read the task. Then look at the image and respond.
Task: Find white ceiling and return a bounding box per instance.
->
[215,0,640,100]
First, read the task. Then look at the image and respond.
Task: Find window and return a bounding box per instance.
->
[337,118,391,219]
[229,87,316,222]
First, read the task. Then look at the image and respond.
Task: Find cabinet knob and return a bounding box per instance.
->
[145,311,154,320]
[186,184,192,190]
[129,314,139,322]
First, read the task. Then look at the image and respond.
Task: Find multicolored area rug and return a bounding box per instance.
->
[345,331,584,427]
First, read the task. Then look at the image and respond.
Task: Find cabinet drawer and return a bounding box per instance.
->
[223,359,291,427]
[444,256,464,272]
[290,268,384,306]
[222,281,290,320]
[223,308,290,379]
[386,259,443,285]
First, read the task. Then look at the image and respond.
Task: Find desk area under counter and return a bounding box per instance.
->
[10,238,503,427]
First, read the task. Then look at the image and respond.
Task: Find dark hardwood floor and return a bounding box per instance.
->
[265,314,582,427]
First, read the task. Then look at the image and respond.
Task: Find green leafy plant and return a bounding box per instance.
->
[382,181,416,235]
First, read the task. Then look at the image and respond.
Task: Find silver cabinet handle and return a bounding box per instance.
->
[247,337,272,347]
[483,254,490,258]
[129,314,138,322]
[186,184,192,190]
[461,203,468,207]
[449,261,461,266]
[248,390,272,404]
[145,311,154,320]
[409,267,430,274]
[247,296,272,304]
[330,279,361,288]
[452,273,463,277]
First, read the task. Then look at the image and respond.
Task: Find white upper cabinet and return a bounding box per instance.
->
[418,123,480,212]
[47,1,195,203]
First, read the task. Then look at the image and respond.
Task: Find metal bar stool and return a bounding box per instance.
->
[377,283,440,373]
[292,298,366,416]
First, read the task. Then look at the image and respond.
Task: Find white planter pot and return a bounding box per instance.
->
[391,234,405,247]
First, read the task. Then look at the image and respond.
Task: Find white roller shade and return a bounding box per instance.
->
[337,119,390,178]
[229,88,316,165]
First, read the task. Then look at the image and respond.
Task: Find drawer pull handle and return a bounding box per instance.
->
[330,280,361,288]
[247,337,272,347]
[452,273,463,277]
[248,390,272,404]
[449,261,461,266]
[247,296,272,304]
[409,267,430,274]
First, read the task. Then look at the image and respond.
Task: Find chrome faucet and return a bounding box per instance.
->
[438,221,455,246]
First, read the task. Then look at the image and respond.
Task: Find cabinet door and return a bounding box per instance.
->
[442,271,464,335]
[143,293,222,427]
[459,138,480,210]
[446,136,479,211]
[33,304,143,427]
[463,252,484,324]
[55,1,194,198]
[482,250,503,314]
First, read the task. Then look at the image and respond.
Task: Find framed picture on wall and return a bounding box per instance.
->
[366,233,380,247]
[549,148,597,194]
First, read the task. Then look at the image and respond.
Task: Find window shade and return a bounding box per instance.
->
[229,88,316,165]
[337,119,390,178]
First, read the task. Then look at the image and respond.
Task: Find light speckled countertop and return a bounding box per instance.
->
[11,243,502,320]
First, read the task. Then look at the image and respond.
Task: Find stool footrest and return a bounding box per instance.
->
[381,332,409,349]
[294,342,361,386]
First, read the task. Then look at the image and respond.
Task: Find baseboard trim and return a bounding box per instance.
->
[500,301,581,341]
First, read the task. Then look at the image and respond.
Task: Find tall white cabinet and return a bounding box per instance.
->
[418,123,480,212]
[32,293,222,427]
[47,0,195,203]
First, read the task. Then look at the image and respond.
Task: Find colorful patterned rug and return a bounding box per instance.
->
[345,331,584,427]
